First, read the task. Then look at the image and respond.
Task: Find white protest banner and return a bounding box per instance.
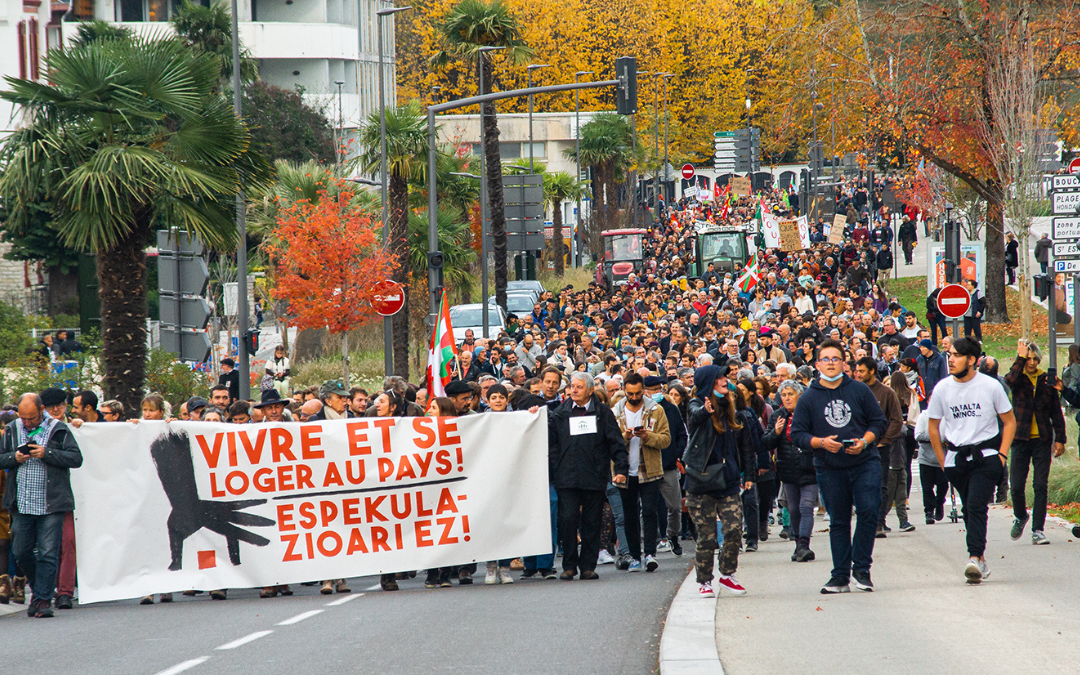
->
[762,211,781,247]
[796,215,811,248]
[71,411,551,604]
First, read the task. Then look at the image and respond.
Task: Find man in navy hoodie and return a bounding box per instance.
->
[791,339,888,595]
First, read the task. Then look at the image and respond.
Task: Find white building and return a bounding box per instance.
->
[1,0,398,141]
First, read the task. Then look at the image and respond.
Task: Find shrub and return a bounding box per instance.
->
[0,300,33,365]
[144,348,213,410]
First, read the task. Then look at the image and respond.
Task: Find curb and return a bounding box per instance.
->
[658,570,724,674]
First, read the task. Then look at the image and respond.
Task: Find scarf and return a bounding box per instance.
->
[16,413,59,449]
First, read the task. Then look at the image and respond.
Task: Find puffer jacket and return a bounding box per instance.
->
[763,407,816,486]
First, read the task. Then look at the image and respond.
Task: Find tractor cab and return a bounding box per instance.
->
[596,228,646,290]
[690,223,753,277]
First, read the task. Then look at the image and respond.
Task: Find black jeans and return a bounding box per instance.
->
[945,457,1004,558]
[618,476,661,559]
[756,477,776,534]
[919,463,948,516]
[1010,438,1053,532]
[930,315,948,344]
[557,488,605,572]
[963,316,982,341]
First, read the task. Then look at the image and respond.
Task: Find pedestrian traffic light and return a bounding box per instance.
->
[615,57,637,115]
[243,329,260,356]
[1034,274,1051,301]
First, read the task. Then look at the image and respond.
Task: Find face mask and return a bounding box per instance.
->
[588,331,597,338]
[651,393,665,403]
[820,371,843,382]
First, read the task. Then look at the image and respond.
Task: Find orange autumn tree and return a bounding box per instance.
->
[265,185,395,378]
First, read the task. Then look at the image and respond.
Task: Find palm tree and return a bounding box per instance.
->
[564,113,632,254]
[408,207,476,296]
[356,101,428,379]
[71,20,134,47]
[432,0,533,314]
[0,36,272,413]
[543,171,588,276]
[170,0,259,85]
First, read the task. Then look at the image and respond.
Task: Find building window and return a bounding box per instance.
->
[523,141,545,159]
[116,0,208,22]
[499,142,520,159]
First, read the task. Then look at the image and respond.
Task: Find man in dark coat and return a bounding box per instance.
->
[548,371,628,580]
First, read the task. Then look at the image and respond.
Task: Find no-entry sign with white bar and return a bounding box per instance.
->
[1053,241,1080,258]
[936,283,971,319]
[1054,258,1080,274]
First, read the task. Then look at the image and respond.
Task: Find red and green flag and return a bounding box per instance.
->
[736,256,760,293]
[425,290,458,397]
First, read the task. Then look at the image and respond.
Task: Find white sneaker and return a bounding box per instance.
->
[597,549,616,565]
[657,539,673,553]
[498,567,514,584]
[698,582,715,598]
[484,561,498,585]
[645,554,659,572]
[964,557,990,584]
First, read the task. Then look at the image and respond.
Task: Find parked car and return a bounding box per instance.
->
[507,280,546,296]
[488,292,538,317]
[448,303,507,342]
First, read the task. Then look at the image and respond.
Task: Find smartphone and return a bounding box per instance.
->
[633,426,645,433]
[1048,367,1057,386]
[841,439,857,448]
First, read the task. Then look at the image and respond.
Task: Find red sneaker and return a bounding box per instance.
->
[698,582,715,598]
[716,574,747,596]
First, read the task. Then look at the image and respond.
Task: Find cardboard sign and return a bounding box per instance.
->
[830,214,846,244]
[731,176,751,197]
[778,219,802,252]
[71,412,551,604]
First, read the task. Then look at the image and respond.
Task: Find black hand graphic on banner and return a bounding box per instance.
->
[150,430,275,570]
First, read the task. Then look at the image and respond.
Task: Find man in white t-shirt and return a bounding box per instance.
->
[927,337,1016,584]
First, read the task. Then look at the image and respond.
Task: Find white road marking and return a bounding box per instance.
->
[215,630,273,650]
[155,657,210,675]
[276,609,324,625]
[325,593,363,606]
[365,583,382,591]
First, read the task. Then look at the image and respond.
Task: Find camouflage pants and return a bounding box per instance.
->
[687,493,743,581]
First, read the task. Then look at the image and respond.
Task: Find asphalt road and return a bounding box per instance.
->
[1,550,691,675]
[713,499,1080,675]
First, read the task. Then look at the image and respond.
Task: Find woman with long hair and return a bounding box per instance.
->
[423,397,457,589]
[684,366,756,597]
[376,389,407,591]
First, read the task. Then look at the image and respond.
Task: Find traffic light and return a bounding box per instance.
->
[242,329,260,356]
[615,57,637,115]
[1034,274,1051,301]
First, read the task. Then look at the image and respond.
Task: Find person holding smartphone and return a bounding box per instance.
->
[791,339,888,595]
[0,393,83,618]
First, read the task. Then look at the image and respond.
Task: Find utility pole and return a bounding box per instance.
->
[663,74,673,213]
[334,78,347,382]
[230,0,250,400]
[527,64,550,174]
[477,46,504,339]
[574,70,593,268]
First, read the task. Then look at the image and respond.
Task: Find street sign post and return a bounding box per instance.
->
[1053,241,1080,258]
[370,279,405,316]
[1053,174,1080,190]
[1052,216,1080,240]
[1053,190,1080,215]
[157,230,213,364]
[681,164,695,180]
[1054,259,1080,274]
[936,283,971,319]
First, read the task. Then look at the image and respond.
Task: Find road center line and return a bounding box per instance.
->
[155,657,211,675]
[216,630,273,650]
[325,593,363,606]
[276,609,324,625]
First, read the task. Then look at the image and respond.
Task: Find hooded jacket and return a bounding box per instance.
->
[682,366,755,495]
[790,375,888,470]
[611,395,671,483]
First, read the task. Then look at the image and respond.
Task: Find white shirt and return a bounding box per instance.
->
[624,405,645,477]
[927,372,1012,467]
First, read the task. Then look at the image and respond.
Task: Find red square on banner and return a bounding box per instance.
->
[198,550,217,569]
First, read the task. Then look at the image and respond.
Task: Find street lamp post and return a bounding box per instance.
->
[663,74,673,211]
[527,64,550,174]
[574,70,593,268]
[478,46,504,339]
[431,85,441,105]
[230,0,250,400]
[633,71,652,229]
[830,64,838,180]
[745,68,753,184]
[652,72,661,223]
[377,5,411,378]
[334,77,348,383]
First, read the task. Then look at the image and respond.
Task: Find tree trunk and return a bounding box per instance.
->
[983,197,1008,324]
[293,327,326,363]
[553,197,565,277]
[389,171,410,379]
[47,267,79,317]
[482,62,507,314]
[98,226,148,417]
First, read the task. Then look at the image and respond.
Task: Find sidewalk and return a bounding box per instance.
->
[713,504,1080,674]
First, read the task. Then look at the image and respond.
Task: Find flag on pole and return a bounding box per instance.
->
[736,256,760,293]
[425,290,458,398]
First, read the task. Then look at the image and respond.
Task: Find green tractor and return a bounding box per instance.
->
[689,224,756,278]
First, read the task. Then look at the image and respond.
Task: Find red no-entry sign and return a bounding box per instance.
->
[681,164,695,180]
[936,283,971,319]
[371,280,405,316]
[1070,157,1080,174]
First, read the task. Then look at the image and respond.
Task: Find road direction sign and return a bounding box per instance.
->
[681,164,695,180]
[1070,157,1080,173]
[1052,217,1080,240]
[1053,241,1080,258]
[1055,258,1080,274]
[371,279,405,316]
[936,283,971,319]
[1053,174,1080,190]
[1053,190,1080,215]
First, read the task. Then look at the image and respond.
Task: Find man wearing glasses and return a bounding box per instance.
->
[791,339,888,595]
[927,337,1016,584]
